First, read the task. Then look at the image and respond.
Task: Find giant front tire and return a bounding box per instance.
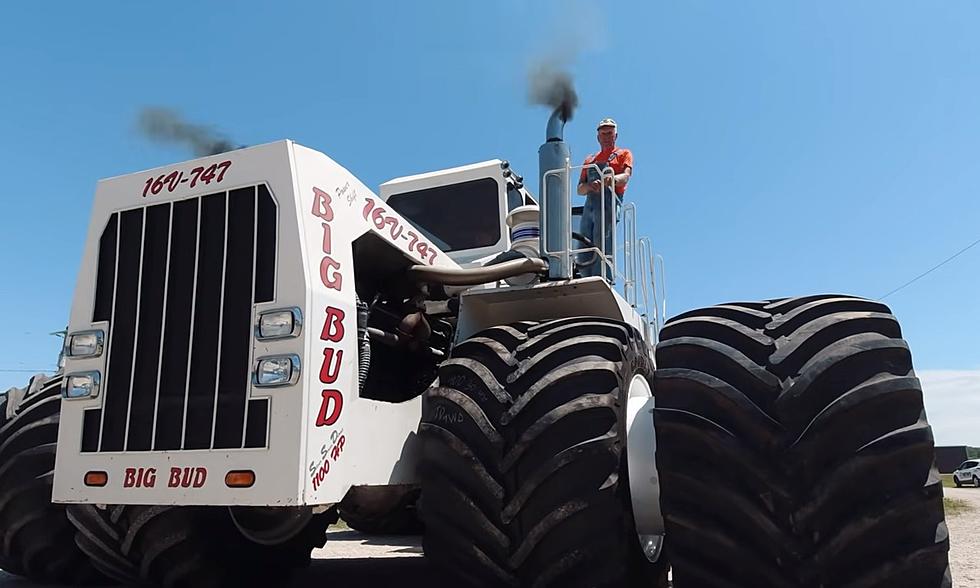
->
[0,375,104,584]
[419,318,667,587]
[67,503,139,585]
[69,503,331,588]
[655,295,951,587]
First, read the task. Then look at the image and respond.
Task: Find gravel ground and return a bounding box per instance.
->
[946,486,980,587]
[311,529,424,560]
[1,499,976,587]
[293,530,435,587]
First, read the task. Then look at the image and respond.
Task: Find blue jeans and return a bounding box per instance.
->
[578,190,620,281]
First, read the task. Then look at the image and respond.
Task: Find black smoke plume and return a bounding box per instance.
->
[137,107,241,156]
[527,62,578,122]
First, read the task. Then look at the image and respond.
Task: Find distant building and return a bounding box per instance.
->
[935,446,969,473]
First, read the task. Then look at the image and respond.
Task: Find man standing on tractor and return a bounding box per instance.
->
[576,117,633,280]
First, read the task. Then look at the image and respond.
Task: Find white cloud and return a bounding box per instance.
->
[919,370,980,447]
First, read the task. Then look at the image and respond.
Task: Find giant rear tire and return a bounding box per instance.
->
[419,318,668,587]
[0,375,104,584]
[655,295,951,587]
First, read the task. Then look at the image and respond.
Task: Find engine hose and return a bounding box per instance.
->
[356,297,371,392]
[406,257,549,286]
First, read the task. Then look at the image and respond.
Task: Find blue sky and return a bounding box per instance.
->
[1,2,977,442]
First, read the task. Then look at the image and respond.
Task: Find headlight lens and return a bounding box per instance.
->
[67,331,104,358]
[63,372,101,399]
[253,355,301,387]
[256,308,302,340]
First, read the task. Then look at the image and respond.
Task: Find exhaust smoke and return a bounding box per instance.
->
[527,62,578,123]
[137,107,241,156]
[526,0,602,124]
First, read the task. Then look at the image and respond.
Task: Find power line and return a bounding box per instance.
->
[879,236,980,300]
[0,368,56,374]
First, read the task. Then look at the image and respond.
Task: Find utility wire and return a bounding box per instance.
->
[0,369,56,373]
[879,236,980,300]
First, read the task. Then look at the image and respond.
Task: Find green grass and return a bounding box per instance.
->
[944,496,972,517]
[941,474,956,488]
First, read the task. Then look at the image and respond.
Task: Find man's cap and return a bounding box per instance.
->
[597,117,618,130]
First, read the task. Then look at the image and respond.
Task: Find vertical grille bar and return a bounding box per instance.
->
[100,209,144,451]
[81,409,101,453]
[240,190,260,448]
[255,185,277,303]
[184,192,226,450]
[121,209,150,451]
[93,214,118,322]
[155,199,199,450]
[207,192,232,449]
[126,203,172,451]
[244,399,269,448]
[149,206,176,449]
[213,187,256,449]
[93,213,120,451]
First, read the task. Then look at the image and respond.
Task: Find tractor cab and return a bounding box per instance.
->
[380,159,536,267]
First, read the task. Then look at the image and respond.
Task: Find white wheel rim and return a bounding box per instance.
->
[625,374,665,562]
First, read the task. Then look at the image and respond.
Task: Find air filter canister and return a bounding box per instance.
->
[505,205,541,285]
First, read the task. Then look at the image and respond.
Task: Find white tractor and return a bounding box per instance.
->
[0,107,951,587]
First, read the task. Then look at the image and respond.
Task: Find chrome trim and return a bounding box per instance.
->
[251,354,301,388]
[65,330,105,359]
[62,371,102,400]
[254,307,303,341]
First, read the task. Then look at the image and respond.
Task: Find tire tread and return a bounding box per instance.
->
[655,294,949,587]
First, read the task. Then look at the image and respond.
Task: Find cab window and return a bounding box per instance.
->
[387,178,501,252]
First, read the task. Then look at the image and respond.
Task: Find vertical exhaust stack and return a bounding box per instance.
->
[539,109,573,279]
[530,63,577,280]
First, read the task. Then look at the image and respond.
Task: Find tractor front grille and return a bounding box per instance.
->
[82,185,277,452]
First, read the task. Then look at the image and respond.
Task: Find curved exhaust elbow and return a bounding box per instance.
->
[406,257,549,286]
[545,108,565,142]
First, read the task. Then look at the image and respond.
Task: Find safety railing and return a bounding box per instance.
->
[542,161,616,281]
[541,162,625,281]
[622,202,638,307]
[638,237,667,341]
[541,162,666,339]
[655,253,667,328]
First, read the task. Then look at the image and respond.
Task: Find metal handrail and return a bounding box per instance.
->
[540,162,664,337]
[648,245,665,332]
[599,166,617,283]
[541,162,619,281]
[622,202,637,306]
[655,253,667,325]
[637,238,655,339]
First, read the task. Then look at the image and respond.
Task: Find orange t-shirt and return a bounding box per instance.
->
[579,147,634,196]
